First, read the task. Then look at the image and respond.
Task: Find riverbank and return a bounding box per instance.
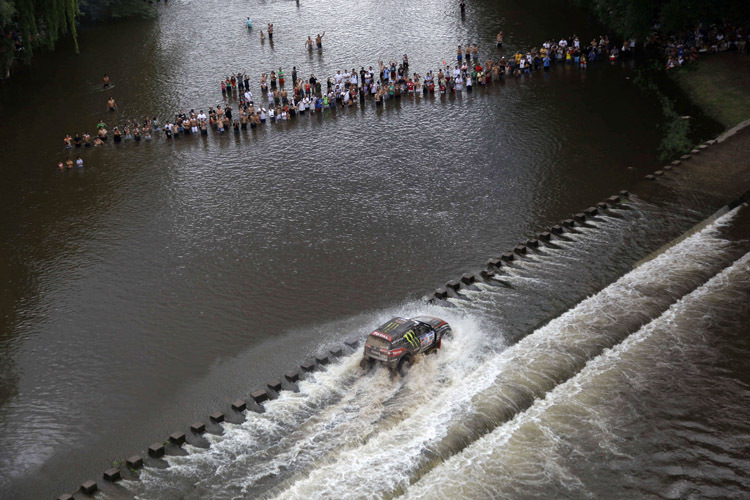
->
[670,52,750,130]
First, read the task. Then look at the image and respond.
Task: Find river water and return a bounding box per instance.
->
[0,1,744,499]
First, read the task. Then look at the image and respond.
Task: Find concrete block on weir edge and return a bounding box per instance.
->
[103,468,122,482]
[57,495,74,500]
[501,252,515,262]
[596,202,608,210]
[169,432,186,446]
[209,411,225,423]
[315,355,330,365]
[487,258,502,269]
[562,219,575,227]
[344,340,359,349]
[231,399,247,412]
[251,390,269,404]
[654,170,664,176]
[285,371,300,382]
[433,288,448,300]
[513,245,527,255]
[646,174,656,180]
[190,422,206,434]
[619,190,630,197]
[607,195,620,204]
[664,165,672,171]
[680,154,692,160]
[479,269,496,280]
[301,361,316,372]
[267,380,282,391]
[584,207,598,217]
[574,213,586,222]
[698,144,708,150]
[81,480,98,494]
[539,232,551,241]
[446,280,461,291]
[148,443,165,458]
[461,273,475,285]
[551,225,564,234]
[691,149,700,154]
[526,239,539,248]
[706,139,717,145]
[126,455,144,469]
[671,160,682,166]
[330,347,344,357]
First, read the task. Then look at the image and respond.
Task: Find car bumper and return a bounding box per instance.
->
[364,354,400,369]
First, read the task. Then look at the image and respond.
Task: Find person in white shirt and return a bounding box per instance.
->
[244,90,252,102]
[297,99,305,114]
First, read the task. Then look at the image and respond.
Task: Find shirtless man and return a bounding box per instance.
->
[107,97,118,112]
[102,74,111,88]
[305,36,314,50]
[315,32,325,49]
[496,31,503,48]
[267,23,273,40]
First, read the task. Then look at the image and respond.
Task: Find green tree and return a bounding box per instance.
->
[575,0,750,39]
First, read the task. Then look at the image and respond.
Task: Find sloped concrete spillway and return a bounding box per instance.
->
[83,189,750,500]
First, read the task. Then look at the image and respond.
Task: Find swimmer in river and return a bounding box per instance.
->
[65,159,74,169]
[305,36,314,50]
[64,134,72,149]
[315,32,325,49]
[246,17,252,29]
[260,29,265,41]
[460,0,466,14]
[107,97,118,112]
[267,23,273,41]
[76,157,84,168]
[103,74,111,88]
[496,31,503,48]
[57,161,64,171]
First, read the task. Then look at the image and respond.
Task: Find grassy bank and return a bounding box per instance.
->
[670,52,750,130]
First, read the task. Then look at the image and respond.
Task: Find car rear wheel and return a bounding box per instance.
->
[360,357,375,370]
[397,357,412,376]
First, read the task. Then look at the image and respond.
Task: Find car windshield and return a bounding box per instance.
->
[366,335,390,349]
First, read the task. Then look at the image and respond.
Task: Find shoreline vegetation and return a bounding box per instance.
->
[670,52,750,130]
[0,0,156,79]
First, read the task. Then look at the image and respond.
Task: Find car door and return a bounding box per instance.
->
[415,323,435,352]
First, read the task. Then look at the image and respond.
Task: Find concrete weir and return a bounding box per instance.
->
[54,126,750,500]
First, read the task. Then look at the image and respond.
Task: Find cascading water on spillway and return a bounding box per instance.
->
[115,203,749,500]
[405,248,750,500]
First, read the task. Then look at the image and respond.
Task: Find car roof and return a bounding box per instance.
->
[368,317,419,342]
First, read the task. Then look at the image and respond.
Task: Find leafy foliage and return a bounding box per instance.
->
[574,0,750,39]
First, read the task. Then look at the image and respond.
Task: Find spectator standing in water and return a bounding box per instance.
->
[107,97,118,112]
[316,32,325,49]
[267,23,274,41]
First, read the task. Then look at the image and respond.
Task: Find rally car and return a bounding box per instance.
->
[360,316,452,374]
